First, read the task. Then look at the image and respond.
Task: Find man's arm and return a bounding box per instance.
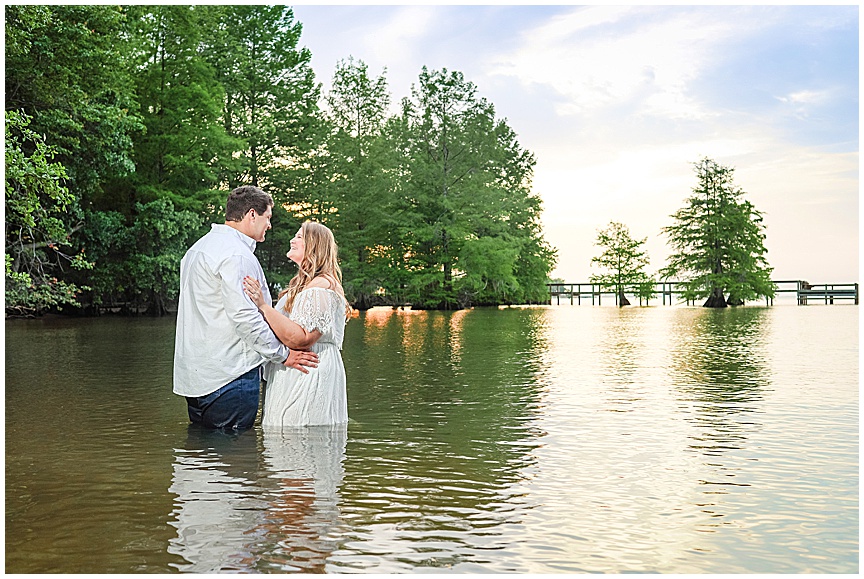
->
[221,256,318,372]
[219,255,291,362]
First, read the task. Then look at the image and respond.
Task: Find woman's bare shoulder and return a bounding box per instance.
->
[306,275,345,300]
[307,276,333,290]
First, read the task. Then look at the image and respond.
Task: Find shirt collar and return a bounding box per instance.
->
[212,223,257,252]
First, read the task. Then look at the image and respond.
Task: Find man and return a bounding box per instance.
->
[173,185,318,430]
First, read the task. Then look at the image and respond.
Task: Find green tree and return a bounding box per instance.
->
[128,199,201,315]
[477,119,556,305]
[660,158,774,307]
[5,4,143,206]
[5,5,143,316]
[66,5,235,314]
[5,111,92,316]
[80,199,199,315]
[204,5,323,289]
[79,209,135,313]
[319,57,400,309]
[126,5,238,215]
[589,221,655,306]
[206,5,320,189]
[395,67,555,308]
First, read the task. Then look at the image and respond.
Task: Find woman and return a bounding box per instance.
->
[243,221,350,427]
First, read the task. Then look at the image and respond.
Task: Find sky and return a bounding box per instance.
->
[290,3,859,284]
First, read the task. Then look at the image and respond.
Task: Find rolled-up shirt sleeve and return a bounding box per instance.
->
[219,254,289,364]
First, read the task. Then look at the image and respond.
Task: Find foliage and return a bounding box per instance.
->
[660,158,774,307]
[316,57,400,308]
[4,8,557,316]
[124,5,239,215]
[589,221,655,306]
[79,209,135,309]
[81,199,200,314]
[393,67,555,308]
[206,6,321,187]
[5,255,87,317]
[4,111,92,315]
[5,4,143,203]
[128,199,202,315]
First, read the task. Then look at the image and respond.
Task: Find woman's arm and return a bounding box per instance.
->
[243,277,322,349]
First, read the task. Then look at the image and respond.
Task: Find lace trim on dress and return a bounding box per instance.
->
[289,287,343,335]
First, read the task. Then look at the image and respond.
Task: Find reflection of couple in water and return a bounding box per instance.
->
[173,184,351,429]
[169,185,352,571]
[169,424,347,572]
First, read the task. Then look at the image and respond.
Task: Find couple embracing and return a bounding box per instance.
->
[172,185,350,431]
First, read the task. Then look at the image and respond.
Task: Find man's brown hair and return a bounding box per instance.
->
[225,185,274,222]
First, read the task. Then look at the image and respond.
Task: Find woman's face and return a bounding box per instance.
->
[287,227,305,265]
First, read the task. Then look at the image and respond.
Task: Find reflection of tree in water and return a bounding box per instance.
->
[167,424,346,573]
[670,307,771,457]
[168,308,551,572]
[667,308,775,538]
[596,308,650,412]
[337,307,549,570]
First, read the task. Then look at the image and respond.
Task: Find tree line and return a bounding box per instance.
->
[5,5,557,316]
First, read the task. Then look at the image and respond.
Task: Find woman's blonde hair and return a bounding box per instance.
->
[278,221,350,319]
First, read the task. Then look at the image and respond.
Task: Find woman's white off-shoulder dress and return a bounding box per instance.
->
[262,287,348,427]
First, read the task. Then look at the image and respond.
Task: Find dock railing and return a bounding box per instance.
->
[790,281,859,305]
[547,280,858,306]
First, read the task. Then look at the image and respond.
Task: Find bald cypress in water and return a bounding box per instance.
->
[661,158,774,308]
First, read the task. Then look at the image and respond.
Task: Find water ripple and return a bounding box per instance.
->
[4,307,858,573]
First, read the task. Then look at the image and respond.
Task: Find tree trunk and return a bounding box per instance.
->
[618,288,630,307]
[442,227,452,292]
[353,293,373,311]
[704,258,728,308]
[145,289,168,316]
[703,287,727,308]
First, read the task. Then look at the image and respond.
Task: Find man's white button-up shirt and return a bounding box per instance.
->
[173,224,289,397]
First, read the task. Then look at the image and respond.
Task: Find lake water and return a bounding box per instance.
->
[5,304,858,573]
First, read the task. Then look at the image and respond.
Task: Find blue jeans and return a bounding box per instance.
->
[185,367,261,430]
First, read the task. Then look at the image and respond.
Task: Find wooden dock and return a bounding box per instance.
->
[792,281,859,305]
[547,280,858,306]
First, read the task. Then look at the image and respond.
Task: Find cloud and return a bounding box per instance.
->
[489,6,745,120]
[775,88,839,121]
[292,4,857,282]
[779,90,833,106]
[361,6,440,73]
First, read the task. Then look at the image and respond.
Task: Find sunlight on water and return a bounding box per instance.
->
[5,305,858,573]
